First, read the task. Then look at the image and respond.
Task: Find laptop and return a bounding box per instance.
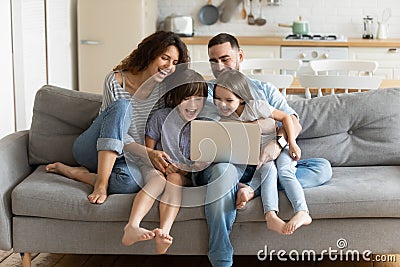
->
[190,120,261,165]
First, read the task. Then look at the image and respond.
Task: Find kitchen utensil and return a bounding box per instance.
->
[219,0,241,23]
[278,16,309,35]
[255,0,266,26]
[362,16,374,39]
[382,8,391,24]
[241,0,247,19]
[198,0,219,25]
[247,0,255,25]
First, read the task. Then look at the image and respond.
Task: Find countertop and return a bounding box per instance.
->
[182,36,400,47]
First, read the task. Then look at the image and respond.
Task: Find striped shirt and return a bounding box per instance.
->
[101,71,165,145]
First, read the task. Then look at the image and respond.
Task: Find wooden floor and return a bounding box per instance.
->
[1,250,399,267]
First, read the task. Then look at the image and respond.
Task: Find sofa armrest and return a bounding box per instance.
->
[0,130,33,250]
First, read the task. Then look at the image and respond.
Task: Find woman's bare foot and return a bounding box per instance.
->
[283,211,312,235]
[46,162,89,179]
[236,184,254,209]
[121,224,155,246]
[265,211,286,235]
[87,185,108,204]
[46,162,96,185]
[153,228,173,254]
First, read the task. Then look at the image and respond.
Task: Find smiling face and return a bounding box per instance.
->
[148,45,180,82]
[178,95,205,122]
[208,42,244,78]
[214,85,245,117]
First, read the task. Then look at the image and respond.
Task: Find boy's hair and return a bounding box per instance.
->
[164,69,208,108]
[213,69,254,102]
[208,33,240,50]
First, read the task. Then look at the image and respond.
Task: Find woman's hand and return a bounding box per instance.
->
[257,140,281,169]
[147,149,170,173]
[289,143,301,161]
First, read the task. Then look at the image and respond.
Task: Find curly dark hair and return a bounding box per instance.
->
[113,31,190,73]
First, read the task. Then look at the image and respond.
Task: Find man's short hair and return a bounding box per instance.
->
[208,33,240,50]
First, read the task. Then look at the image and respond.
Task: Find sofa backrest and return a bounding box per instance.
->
[289,88,400,166]
[29,85,102,166]
[28,85,400,168]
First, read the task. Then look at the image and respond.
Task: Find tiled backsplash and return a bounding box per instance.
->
[158,0,400,38]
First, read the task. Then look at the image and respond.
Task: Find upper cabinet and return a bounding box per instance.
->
[77,0,158,94]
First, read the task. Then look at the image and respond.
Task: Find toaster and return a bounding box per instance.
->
[163,15,194,37]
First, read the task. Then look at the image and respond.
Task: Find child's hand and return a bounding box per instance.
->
[165,164,179,175]
[289,143,301,161]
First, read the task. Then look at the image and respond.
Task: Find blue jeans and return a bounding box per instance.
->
[72,99,143,194]
[250,148,308,214]
[197,158,332,267]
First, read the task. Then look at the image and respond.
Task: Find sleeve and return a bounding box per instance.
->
[99,72,116,113]
[145,109,168,142]
[252,100,275,119]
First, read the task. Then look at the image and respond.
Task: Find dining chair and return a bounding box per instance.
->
[240,58,302,98]
[301,59,380,98]
[298,74,382,99]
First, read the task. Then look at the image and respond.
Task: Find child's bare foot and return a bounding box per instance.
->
[121,224,155,246]
[265,211,286,235]
[153,228,173,254]
[46,162,89,179]
[283,211,312,234]
[236,184,254,209]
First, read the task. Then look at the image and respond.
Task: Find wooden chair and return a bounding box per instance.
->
[302,59,380,98]
[240,58,302,98]
[298,74,382,99]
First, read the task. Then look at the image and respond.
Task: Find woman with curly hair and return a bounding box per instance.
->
[46,31,190,205]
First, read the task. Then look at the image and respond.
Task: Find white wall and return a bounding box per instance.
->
[0,0,15,138]
[12,0,47,132]
[158,0,400,38]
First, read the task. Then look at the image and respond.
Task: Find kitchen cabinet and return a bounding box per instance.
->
[187,44,280,62]
[349,47,400,80]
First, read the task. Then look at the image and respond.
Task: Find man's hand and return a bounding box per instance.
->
[165,164,180,175]
[257,140,281,169]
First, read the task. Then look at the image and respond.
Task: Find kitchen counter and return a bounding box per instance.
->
[182,36,400,47]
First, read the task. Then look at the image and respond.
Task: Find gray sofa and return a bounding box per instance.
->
[1,85,400,264]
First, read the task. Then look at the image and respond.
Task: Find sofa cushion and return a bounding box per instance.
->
[12,165,400,222]
[289,88,400,166]
[29,85,102,166]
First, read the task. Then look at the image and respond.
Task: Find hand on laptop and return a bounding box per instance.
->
[257,140,281,169]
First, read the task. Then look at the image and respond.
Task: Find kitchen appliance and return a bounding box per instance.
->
[362,16,374,39]
[284,34,346,41]
[77,0,157,94]
[162,15,194,37]
[281,45,349,75]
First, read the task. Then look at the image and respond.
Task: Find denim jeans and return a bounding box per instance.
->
[72,99,143,194]
[198,158,332,267]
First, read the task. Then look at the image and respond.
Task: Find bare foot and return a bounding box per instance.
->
[283,211,312,235]
[46,162,89,179]
[46,162,97,186]
[121,224,155,246]
[88,184,108,204]
[153,228,173,254]
[236,184,254,209]
[265,211,286,235]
